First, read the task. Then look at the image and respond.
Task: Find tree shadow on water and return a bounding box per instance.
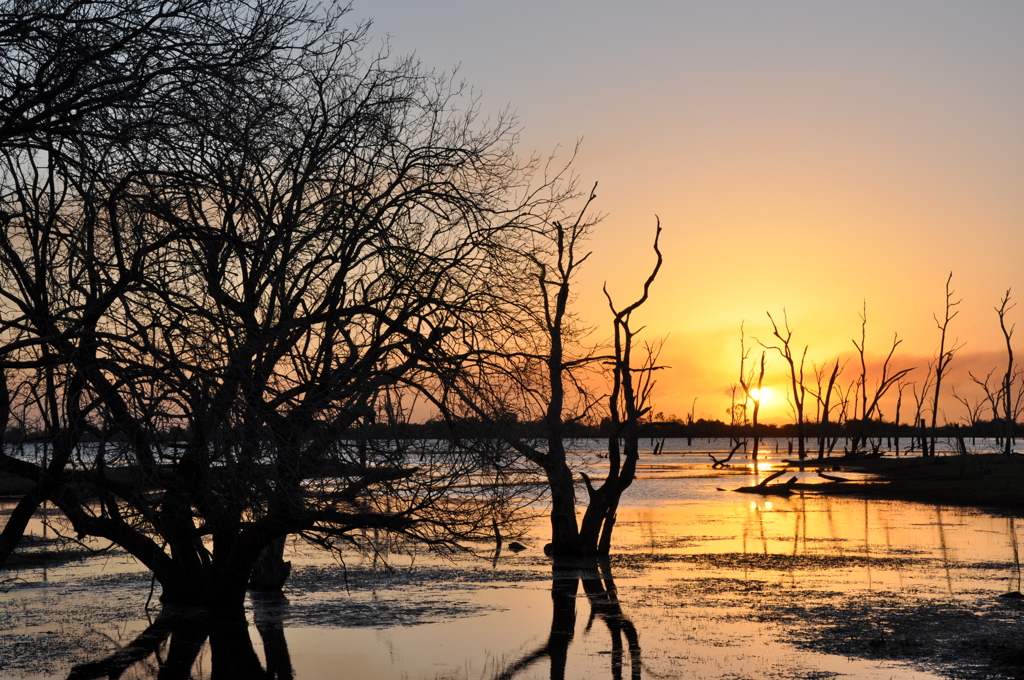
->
[66,594,293,680]
[494,558,641,680]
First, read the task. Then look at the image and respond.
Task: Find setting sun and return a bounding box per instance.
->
[748,386,773,404]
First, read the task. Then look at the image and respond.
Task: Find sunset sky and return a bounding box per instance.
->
[368,2,1024,425]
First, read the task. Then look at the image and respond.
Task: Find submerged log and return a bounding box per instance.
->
[732,469,797,496]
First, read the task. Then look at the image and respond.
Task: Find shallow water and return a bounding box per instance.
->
[2,447,1022,679]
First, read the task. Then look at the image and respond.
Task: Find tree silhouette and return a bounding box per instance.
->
[0,1,555,609]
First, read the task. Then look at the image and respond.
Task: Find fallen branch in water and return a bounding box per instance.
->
[710,441,745,469]
[730,470,798,496]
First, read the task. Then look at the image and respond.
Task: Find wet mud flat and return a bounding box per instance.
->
[3,457,1024,679]
[1,543,1021,679]
[636,553,1024,680]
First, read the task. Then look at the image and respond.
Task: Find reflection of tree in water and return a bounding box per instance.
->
[66,594,293,680]
[495,559,641,680]
[64,565,639,680]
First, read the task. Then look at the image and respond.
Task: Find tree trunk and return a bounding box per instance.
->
[546,464,582,557]
[249,537,292,593]
[0,485,45,567]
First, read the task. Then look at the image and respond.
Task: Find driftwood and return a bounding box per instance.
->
[732,469,797,496]
[816,471,851,483]
[710,441,745,469]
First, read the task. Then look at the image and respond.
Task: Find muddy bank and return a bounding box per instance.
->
[642,556,1024,680]
[2,545,1022,679]
[4,454,1023,680]
[778,454,1024,513]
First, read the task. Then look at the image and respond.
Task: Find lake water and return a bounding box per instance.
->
[1,441,1022,679]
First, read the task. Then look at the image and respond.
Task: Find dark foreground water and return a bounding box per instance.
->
[2,444,1022,679]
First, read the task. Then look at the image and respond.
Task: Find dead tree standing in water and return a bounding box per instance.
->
[738,324,766,467]
[849,304,913,456]
[928,273,963,456]
[763,311,808,459]
[809,359,844,459]
[580,224,664,556]
[997,291,1020,455]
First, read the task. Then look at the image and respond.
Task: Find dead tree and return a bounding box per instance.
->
[909,366,934,453]
[711,386,747,468]
[763,311,808,459]
[580,224,664,556]
[927,273,963,456]
[829,381,855,455]
[970,292,1023,454]
[738,323,766,467]
[998,291,1018,455]
[893,378,910,455]
[442,188,665,558]
[809,359,844,459]
[848,304,913,456]
[952,386,985,445]
[686,398,697,446]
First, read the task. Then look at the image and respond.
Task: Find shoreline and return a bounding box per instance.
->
[778,453,1024,513]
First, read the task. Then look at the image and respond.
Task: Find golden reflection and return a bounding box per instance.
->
[605,493,1022,595]
[11,489,1024,680]
[936,505,954,595]
[1009,517,1021,593]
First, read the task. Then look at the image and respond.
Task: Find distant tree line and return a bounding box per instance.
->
[6,415,1020,445]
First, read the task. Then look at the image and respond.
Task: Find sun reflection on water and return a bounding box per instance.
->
[3,450,1022,680]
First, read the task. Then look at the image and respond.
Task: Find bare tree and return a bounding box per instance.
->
[809,359,844,459]
[833,381,857,454]
[686,397,697,446]
[581,234,664,555]
[927,273,963,456]
[437,182,665,558]
[763,311,808,459]
[970,368,1002,427]
[969,292,1023,455]
[711,385,746,468]
[738,323,766,467]
[952,386,985,445]
[848,304,913,456]
[446,181,603,558]
[0,3,552,609]
[997,291,1018,455]
[909,365,935,453]
[0,0,307,146]
[893,378,910,455]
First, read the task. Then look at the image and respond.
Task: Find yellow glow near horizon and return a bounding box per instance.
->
[371,4,1024,429]
[748,386,773,404]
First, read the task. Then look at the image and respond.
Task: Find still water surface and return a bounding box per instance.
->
[1,441,1021,679]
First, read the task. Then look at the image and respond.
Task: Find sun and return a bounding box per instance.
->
[748,386,773,404]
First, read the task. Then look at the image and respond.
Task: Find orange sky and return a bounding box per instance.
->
[370,2,1024,425]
